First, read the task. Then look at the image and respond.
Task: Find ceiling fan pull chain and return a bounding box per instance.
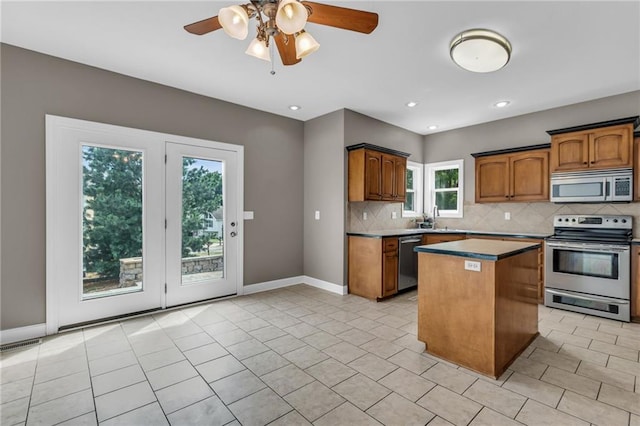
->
[270,43,276,75]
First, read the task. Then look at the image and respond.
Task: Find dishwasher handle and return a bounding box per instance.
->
[400,238,421,244]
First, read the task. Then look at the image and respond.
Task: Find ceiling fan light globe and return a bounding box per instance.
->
[295,31,319,59]
[276,0,308,35]
[245,38,271,61]
[219,5,249,40]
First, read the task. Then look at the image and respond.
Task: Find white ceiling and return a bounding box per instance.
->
[2,1,639,135]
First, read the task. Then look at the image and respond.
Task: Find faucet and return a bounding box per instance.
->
[432,205,439,229]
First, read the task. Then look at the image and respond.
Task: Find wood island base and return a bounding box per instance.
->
[417,239,540,379]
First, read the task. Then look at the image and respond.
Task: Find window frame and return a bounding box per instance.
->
[402,161,423,218]
[425,159,464,218]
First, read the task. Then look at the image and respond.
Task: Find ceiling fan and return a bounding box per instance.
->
[184,0,379,65]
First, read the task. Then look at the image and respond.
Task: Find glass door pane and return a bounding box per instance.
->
[82,146,144,299]
[180,157,224,285]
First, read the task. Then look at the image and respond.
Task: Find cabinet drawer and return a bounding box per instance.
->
[383,238,398,252]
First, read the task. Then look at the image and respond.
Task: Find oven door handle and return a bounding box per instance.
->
[545,242,630,252]
[546,289,630,305]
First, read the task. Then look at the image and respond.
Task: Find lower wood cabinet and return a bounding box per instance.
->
[632,245,640,322]
[468,235,545,303]
[348,236,398,300]
[421,234,466,245]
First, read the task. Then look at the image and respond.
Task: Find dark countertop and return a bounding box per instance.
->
[347,228,550,240]
[414,239,541,261]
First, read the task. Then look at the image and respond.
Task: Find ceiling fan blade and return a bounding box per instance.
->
[184,16,222,35]
[302,1,378,34]
[274,33,301,66]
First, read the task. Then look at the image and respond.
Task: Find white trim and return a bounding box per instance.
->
[242,275,347,296]
[0,323,46,345]
[242,276,306,294]
[403,161,423,218]
[302,276,347,295]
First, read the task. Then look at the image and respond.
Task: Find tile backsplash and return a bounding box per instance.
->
[347,201,640,238]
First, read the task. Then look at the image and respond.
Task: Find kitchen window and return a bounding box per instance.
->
[403,161,423,217]
[425,159,464,218]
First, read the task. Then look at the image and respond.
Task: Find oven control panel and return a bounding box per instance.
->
[553,214,632,229]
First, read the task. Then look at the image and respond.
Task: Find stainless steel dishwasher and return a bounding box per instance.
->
[398,236,421,290]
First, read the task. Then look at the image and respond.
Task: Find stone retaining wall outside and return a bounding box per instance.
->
[119,255,224,287]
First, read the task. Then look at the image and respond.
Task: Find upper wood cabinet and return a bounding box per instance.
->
[348,144,410,202]
[547,118,638,173]
[634,132,640,201]
[474,148,549,203]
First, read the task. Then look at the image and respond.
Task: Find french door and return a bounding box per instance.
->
[165,142,239,307]
[46,116,242,332]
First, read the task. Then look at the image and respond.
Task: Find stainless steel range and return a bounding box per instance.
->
[544,214,633,322]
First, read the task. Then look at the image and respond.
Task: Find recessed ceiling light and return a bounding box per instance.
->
[289,105,301,111]
[494,100,510,108]
[428,125,438,130]
[406,101,418,108]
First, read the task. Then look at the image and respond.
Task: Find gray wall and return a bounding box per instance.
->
[344,110,424,160]
[424,91,640,201]
[303,110,345,286]
[1,44,304,330]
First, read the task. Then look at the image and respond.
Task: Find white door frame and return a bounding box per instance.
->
[46,115,244,334]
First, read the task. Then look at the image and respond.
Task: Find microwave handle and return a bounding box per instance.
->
[605,179,610,199]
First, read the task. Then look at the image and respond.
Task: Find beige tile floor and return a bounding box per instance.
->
[1,284,639,426]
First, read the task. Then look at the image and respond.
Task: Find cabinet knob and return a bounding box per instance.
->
[590,161,595,164]
[583,162,588,165]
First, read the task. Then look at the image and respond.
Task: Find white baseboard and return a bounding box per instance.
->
[243,276,307,294]
[243,275,346,296]
[0,323,46,345]
[302,276,347,295]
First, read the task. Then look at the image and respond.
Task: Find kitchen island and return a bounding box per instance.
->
[415,238,540,379]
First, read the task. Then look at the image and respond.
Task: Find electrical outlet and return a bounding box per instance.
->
[315,210,320,220]
[464,260,481,272]
[363,212,367,221]
[392,211,397,219]
[504,212,511,220]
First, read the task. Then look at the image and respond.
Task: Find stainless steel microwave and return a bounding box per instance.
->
[550,168,633,203]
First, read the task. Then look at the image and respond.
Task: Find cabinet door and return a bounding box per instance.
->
[510,150,549,201]
[635,135,640,201]
[394,156,407,201]
[425,234,466,245]
[631,245,639,321]
[589,125,633,169]
[475,155,510,202]
[550,132,589,172]
[365,151,382,200]
[382,249,398,297]
[381,154,396,200]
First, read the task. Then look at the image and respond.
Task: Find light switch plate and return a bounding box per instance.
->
[315,210,320,220]
[243,211,254,220]
[363,212,367,220]
[504,212,511,220]
[464,260,481,272]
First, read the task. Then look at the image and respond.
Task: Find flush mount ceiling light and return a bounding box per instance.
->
[450,29,512,73]
[184,1,378,66]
